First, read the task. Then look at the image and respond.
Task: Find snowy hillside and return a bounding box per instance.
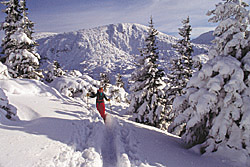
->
[191,31,214,45]
[33,32,58,41]
[0,72,238,167]
[36,23,209,87]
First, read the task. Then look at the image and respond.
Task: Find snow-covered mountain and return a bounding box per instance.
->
[191,31,214,45]
[36,23,209,87]
[33,32,58,41]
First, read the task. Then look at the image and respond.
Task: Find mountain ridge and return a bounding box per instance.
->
[191,30,214,45]
[36,23,209,87]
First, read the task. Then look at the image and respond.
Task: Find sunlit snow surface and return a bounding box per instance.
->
[0,76,238,167]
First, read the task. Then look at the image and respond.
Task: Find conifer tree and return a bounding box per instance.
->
[128,16,165,128]
[165,16,193,123]
[1,0,22,61]
[164,57,184,122]
[1,0,43,79]
[108,73,124,102]
[172,16,193,86]
[169,0,250,162]
[0,88,17,120]
[20,0,34,39]
[45,61,65,83]
[100,73,110,91]
[115,73,124,88]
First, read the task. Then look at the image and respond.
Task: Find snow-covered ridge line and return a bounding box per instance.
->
[36,23,209,88]
[191,31,214,45]
[33,32,58,40]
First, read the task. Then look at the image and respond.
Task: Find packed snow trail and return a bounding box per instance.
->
[0,78,240,167]
[101,112,237,167]
[101,115,118,167]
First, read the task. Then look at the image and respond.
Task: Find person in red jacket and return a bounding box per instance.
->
[87,87,110,121]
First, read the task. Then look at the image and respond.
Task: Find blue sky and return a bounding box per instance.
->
[0,0,234,39]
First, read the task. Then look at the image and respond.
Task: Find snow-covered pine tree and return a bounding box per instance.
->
[168,0,250,162]
[0,0,22,62]
[100,72,110,91]
[1,0,43,79]
[108,73,124,102]
[165,16,194,123]
[164,57,184,123]
[0,88,17,120]
[128,16,165,128]
[207,0,250,60]
[19,0,34,39]
[172,16,193,85]
[45,61,65,83]
[109,88,120,102]
[116,73,124,88]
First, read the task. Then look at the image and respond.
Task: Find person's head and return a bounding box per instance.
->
[99,87,103,92]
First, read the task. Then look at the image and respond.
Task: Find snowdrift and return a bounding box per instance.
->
[0,72,238,167]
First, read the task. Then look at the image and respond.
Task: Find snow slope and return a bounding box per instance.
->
[36,23,209,87]
[0,77,238,167]
[0,78,104,167]
[33,32,58,41]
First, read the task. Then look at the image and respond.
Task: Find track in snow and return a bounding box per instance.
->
[101,115,118,167]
